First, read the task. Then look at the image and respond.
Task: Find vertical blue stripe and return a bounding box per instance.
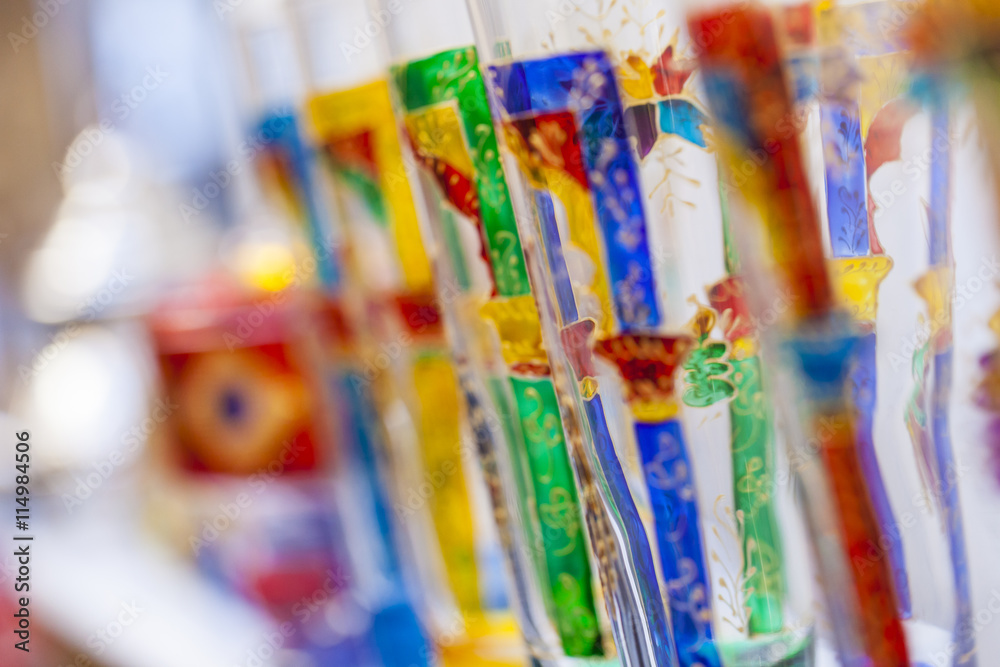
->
[929,105,976,665]
[634,418,721,667]
[932,350,975,666]
[260,111,340,288]
[342,373,431,667]
[533,189,579,325]
[820,101,869,258]
[490,53,661,331]
[852,331,911,614]
[929,109,950,266]
[341,373,403,579]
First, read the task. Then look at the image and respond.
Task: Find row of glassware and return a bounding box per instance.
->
[146,0,1000,665]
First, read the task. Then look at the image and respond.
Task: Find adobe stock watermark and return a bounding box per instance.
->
[394,450,470,519]
[18,268,134,383]
[875,0,920,42]
[887,254,1000,371]
[213,0,246,18]
[78,268,136,320]
[731,286,797,339]
[871,123,957,219]
[222,295,289,352]
[52,68,169,179]
[926,588,1000,666]
[541,0,750,53]
[688,0,752,51]
[235,623,296,667]
[542,0,580,26]
[290,567,350,624]
[348,331,414,389]
[189,439,307,555]
[763,619,813,662]
[401,611,467,667]
[61,398,179,513]
[7,0,74,54]
[722,120,806,190]
[369,88,476,190]
[775,414,849,485]
[648,245,797,340]
[851,459,971,575]
[236,567,349,667]
[220,236,340,351]
[180,112,293,223]
[347,276,462,392]
[56,601,144,667]
[380,119,459,195]
[339,0,408,62]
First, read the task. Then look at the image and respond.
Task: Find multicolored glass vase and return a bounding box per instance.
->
[468,1,821,665]
[817,3,976,663]
[688,2,922,664]
[288,2,528,663]
[380,0,671,664]
[228,7,433,666]
[147,280,420,667]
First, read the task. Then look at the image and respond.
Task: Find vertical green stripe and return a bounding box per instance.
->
[485,375,547,581]
[729,355,785,635]
[510,375,603,656]
[392,47,530,297]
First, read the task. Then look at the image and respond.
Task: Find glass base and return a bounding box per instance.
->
[719,625,816,666]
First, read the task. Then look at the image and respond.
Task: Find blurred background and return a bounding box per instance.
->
[0,0,375,665]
